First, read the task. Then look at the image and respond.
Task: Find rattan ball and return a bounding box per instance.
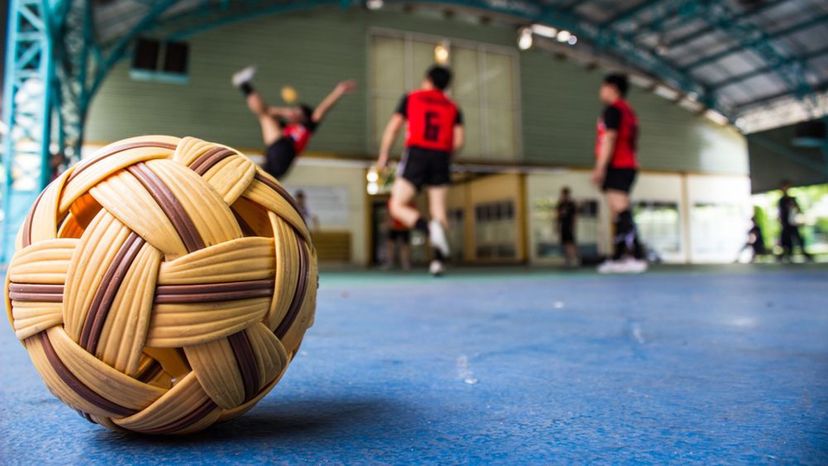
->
[4,136,317,434]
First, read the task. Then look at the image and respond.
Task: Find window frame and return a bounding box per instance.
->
[367,27,523,161]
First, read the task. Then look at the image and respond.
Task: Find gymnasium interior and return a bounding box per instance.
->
[1,0,826,463]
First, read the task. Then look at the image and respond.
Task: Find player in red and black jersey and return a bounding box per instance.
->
[232,66,356,179]
[592,73,647,273]
[376,66,465,276]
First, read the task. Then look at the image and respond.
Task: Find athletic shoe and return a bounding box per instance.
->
[599,258,647,274]
[617,258,648,273]
[428,220,450,257]
[232,65,257,87]
[597,260,620,274]
[429,260,445,276]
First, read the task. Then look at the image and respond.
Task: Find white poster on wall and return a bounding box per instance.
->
[283,185,351,229]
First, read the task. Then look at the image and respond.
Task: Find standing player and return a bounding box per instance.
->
[777,180,813,262]
[294,190,320,231]
[232,66,356,179]
[592,73,647,274]
[376,65,464,276]
[556,187,578,267]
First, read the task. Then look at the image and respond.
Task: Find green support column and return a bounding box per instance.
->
[1,0,59,262]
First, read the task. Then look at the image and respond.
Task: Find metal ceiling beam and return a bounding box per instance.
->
[599,0,668,28]
[711,44,828,91]
[554,0,584,14]
[54,0,100,163]
[619,0,700,38]
[680,12,828,72]
[89,0,178,95]
[665,0,785,48]
[734,79,828,112]
[425,0,714,107]
[149,0,714,112]
[158,0,342,41]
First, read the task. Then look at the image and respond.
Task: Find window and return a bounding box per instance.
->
[691,202,747,260]
[447,208,465,262]
[369,30,521,161]
[634,201,681,257]
[475,200,516,259]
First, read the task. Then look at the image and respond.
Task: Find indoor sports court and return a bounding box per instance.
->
[1,0,826,464]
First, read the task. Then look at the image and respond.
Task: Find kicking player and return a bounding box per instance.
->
[376,65,464,276]
[592,73,647,274]
[232,66,356,179]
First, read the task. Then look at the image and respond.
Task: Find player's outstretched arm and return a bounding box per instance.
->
[312,80,357,123]
[377,114,405,169]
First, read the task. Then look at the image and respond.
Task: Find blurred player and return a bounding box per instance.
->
[556,187,578,267]
[777,180,813,262]
[376,65,464,276]
[232,66,356,179]
[737,216,766,263]
[592,73,647,274]
[294,190,320,231]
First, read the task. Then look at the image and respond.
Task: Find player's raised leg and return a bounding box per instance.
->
[232,66,282,145]
[389,176,420,228]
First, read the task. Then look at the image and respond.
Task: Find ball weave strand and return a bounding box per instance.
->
[4,136,317,434]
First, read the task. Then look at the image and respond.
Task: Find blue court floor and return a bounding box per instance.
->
[1,265,827,464]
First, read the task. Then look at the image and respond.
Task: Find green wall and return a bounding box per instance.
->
[86,8,748,175]
[521,52,748,173]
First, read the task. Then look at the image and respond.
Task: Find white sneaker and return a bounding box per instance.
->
[618,258,648,273]
[428,220,450,257]
[599,258,648,274]
[597,260,620,274]
[429,260,445,276]
[232,65,257,87]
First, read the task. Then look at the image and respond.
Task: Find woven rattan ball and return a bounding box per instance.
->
[4,136,317,434]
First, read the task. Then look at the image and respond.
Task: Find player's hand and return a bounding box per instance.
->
[376,153,389,170]
[591,167,605,187]
[337,80,357,94]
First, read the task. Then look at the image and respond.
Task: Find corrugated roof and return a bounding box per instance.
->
[88,0,828,132]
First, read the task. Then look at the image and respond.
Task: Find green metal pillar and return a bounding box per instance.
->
[1,0,58,262]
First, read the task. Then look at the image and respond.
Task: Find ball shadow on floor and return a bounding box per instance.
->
[95,396,411,445]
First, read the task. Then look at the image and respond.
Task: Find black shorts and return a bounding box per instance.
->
[602,167,637,193]
[398,147,451,190]
[560,226,575,244]
[388,229,411,242]
[264,137,297,179]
